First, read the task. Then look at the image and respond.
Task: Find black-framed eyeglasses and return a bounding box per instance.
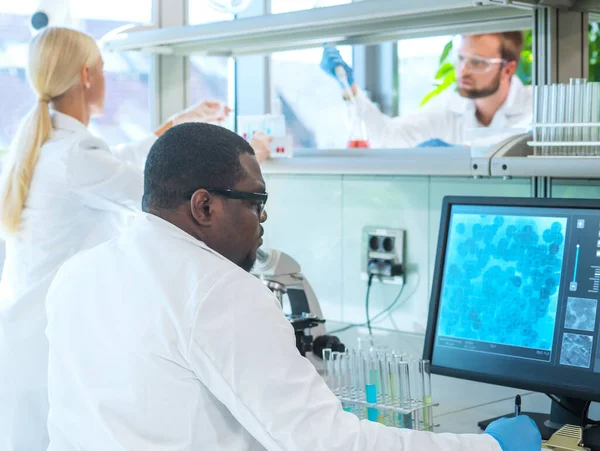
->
[188,188,268,217]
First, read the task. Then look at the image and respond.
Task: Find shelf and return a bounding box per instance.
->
[478,0,600,13]
[102,0,532,56]
[260,147,494,177]
[491,133,600,178]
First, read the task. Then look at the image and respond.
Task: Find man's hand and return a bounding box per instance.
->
[416,138,453,148]
[320,46,355,88]
[485,416,542,451]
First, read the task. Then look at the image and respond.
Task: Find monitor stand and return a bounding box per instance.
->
[477,396,600,450]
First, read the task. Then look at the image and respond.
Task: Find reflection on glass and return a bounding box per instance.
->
[271,47,353,149]
[397,36,453,117]
[189,56,234,106]
[187,2,235,110]
[0,0,153,148]
[271,0,351,14]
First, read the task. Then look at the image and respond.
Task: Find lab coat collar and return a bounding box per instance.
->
[51,110,89,134]
[448,76,527,118]
[132,213,230,263]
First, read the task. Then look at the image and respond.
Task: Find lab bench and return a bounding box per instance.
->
[261,135,600,180]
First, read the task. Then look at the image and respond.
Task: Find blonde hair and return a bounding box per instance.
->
[0,27,100,234]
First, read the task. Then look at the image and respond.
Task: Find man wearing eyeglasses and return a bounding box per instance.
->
[321,32,532,148]
[45,123,540,451]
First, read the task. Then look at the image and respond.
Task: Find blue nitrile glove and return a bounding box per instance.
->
[485,416,542,451]
[416,138,453,147]
[320,46,355,87]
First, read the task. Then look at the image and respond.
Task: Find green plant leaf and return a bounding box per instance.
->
[439,40,453,64]
[434,62,455,80]
[420,71,456,106]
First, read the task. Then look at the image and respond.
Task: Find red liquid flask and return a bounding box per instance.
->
[347,103,370,149]
[347,139,370,148]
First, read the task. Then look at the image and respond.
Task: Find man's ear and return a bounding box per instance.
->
[190,189,215,226]
[504,60,518,78]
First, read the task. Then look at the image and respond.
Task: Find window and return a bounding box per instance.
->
[410,31,535,115]
[271,47,353,149]
[591,22,600,82]
[188,3,234,108]
[75,0,153,145]
[397,36,453,116]
[0,1,153,149]
[270,0,352,148]
[0,2,38,151]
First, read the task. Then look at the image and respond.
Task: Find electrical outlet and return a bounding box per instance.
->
[361,227,405,284]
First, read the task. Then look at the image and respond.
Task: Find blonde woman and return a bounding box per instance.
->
[0,26,256,451]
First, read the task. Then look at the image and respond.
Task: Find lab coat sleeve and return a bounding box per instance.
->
[187,271,502,451]
[109,134,157,169]
[355,89,441,149]
[65,135,144,213]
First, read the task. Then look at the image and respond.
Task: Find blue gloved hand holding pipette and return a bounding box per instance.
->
[320,46,355,88]
[416,138,453,148]
[485,415,542,451]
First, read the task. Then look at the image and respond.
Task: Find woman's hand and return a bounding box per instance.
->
[155,100,230,137]
[249,132,272,164]
[173,101,230,125]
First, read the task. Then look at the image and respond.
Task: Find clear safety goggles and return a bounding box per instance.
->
[454,52,507,74]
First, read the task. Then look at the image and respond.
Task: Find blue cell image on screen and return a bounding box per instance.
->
[438,214,567,351]
[560,333,593,368]
[565,297,598,332]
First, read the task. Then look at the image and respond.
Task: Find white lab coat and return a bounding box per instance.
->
[357,76,533,148]
[46,213,501,451]
[0,111,156,451]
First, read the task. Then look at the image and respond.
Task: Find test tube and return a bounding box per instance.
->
[330,351,342,396]
[322,348,332,388]
[556,84,567,156]
[377,353,393,425]
[409,359,424,430]
[388,358,401,428]
[540,84,550,156]
[354,351,366,420]
[549,84,559,156]
[347,350,362,416]
[364,354,379,422]
[533,85,542,155]
[421,360,434,432]
[572,78,587,155]
[584,82,593,155]
[339,352,352,413]
[397,359,413,428]
[566,80,576,155]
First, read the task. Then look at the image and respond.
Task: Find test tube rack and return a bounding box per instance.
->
[529,79,600,157]
[323,348,439,432]
[336,396,439,431]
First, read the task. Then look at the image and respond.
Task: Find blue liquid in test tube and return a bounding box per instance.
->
[365,356,378,421]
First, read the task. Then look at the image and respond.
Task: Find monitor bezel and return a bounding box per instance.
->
[423,195,600,402]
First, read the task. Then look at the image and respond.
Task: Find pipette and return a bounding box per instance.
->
[334,65,357,107]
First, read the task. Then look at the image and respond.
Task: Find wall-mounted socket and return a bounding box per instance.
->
[361,227,405,285]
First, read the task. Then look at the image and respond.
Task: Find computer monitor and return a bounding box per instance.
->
[424,196,600,444]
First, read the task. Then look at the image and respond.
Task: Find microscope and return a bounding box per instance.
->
[253,248,345,357]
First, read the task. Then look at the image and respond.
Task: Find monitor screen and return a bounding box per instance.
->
[424,196,600,402]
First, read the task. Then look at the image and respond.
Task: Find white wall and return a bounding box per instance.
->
[261,174,532,334]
